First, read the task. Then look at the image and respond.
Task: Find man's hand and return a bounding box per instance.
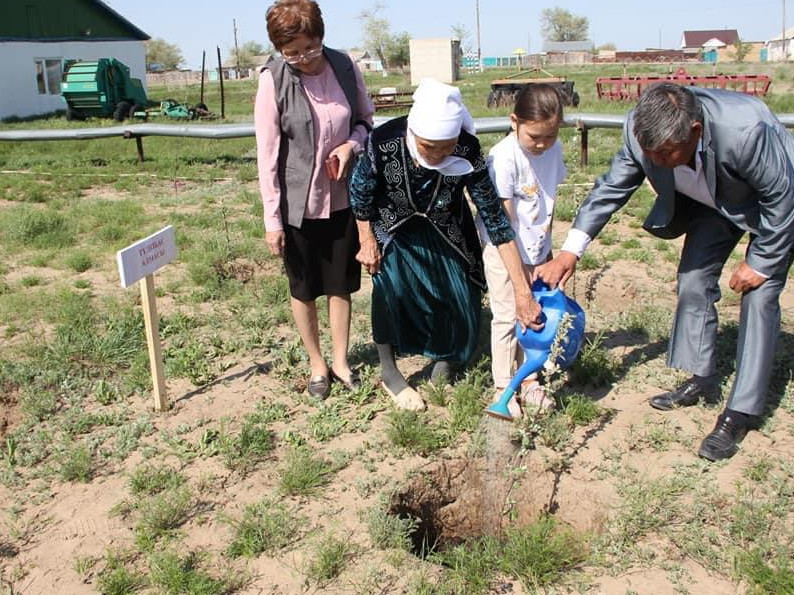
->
[536,251,578,289]
[515,289,544,331]
[729,261,767,294]
[266,230,285,257]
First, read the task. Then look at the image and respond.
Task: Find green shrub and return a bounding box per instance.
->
[225,497,301,557]
[128,464,186,497]
[277,447,336,496]
[364,503,417,551]
[735,549,794,594]
[569,333,618,388]
[499,515,587,589]
[65,251,92,272]
[386,410,448,455]
[1,206,75,249]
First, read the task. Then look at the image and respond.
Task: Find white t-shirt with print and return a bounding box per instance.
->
[478,133,567,265]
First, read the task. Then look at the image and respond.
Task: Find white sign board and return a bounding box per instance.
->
[116,226,178,288]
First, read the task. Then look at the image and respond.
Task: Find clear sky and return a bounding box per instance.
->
[107,0,790,70]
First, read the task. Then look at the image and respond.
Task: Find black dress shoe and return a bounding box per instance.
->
[307,375,330,399]
[649,378,720,411]
[697,413,749,461]
[329,368,361,391]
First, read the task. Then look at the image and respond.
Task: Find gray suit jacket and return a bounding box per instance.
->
[573,87,794,277]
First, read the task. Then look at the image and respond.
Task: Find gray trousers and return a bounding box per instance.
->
[668,203,794,416]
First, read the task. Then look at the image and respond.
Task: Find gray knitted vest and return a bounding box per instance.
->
[264,47,370,228]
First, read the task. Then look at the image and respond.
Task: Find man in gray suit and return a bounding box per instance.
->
[538,82,794,462]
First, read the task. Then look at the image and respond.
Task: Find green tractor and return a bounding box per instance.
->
[61,58,150,121]
[61,58,211,121]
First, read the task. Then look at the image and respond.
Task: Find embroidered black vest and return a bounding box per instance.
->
[366,117,489,289]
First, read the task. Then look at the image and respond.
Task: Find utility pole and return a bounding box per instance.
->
[780,0,788,62]
[475,0,483,72]
[233,18,240,77]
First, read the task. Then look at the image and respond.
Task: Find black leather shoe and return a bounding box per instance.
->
[697,413,748,461]
[330,368,361,391]
[307,375,330,399]
[649,378,720,411]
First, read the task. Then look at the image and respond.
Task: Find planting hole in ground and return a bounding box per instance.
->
[388,416,531,557]
[388,415,606,558]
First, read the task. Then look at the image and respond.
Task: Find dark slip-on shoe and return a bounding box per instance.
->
[650,378,720,411]
[697,413,749,462]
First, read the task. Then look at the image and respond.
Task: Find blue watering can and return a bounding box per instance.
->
[485,283,586,420]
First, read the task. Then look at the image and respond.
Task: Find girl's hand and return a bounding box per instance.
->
[515,291,544,331]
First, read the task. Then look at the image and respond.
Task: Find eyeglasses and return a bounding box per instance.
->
[281,46,323,65]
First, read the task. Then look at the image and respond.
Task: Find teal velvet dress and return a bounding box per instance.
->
[349,118,515,364]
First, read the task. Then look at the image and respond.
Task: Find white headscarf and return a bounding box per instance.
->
[406,78,476,176]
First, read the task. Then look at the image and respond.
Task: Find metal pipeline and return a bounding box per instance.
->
[1,113,793,142]
[2,114,793,167]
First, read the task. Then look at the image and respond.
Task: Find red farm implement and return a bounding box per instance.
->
[595,67,771,101]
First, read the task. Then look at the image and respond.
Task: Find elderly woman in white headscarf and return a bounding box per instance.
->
[349,78,542,410]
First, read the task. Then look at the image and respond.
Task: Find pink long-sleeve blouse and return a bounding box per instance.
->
[254,59,374,232]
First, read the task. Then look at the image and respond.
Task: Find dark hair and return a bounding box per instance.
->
[266,0,324,50]
[633,83,701,151]
[512,83,563,123]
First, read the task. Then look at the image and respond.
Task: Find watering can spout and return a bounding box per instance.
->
[485,349,550,420]
[485,285,586,421]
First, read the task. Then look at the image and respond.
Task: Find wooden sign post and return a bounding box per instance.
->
[116,226,178,412]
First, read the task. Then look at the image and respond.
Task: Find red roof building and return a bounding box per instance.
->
[680,29,739,49]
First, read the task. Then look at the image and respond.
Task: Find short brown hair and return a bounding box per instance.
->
[513,83,563,123]
[266,0,324,50]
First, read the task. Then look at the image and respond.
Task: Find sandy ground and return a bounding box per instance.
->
[2,217,793,594]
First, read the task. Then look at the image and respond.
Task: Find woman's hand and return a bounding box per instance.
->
[266,230,285,257]
[356,235,381,275]
[328,141,356,180]
[355,221,381,274]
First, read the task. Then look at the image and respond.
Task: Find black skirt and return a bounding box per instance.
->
[282,208,361,301]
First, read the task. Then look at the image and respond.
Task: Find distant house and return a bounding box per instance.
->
[541,40,594,65]
[409,39,460,85]
[542,40,594,53]
[0,0,149,120]
[766,25,794,61]
[348,49,382,72]
[680,29,739,50]
[702,38,728,51]
[249,54,273,72]
[222,53,273,79]
[347,49,369,63]
[707,39,766,63]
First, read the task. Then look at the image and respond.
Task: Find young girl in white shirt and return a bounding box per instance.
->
[479,84,567,417]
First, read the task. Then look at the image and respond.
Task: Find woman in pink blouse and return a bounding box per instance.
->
[255,0,374,398]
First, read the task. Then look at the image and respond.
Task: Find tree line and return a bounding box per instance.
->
[144,6,761,73]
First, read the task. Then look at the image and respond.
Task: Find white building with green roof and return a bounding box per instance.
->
[1,0,149,120]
